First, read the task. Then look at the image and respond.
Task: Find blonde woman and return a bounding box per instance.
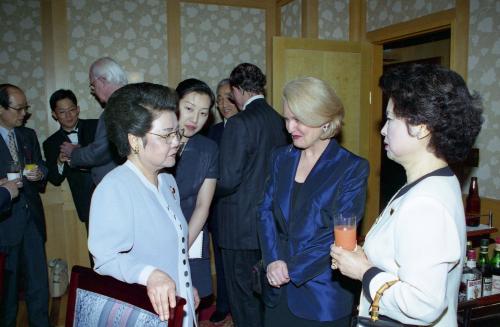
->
[258,77,369,326]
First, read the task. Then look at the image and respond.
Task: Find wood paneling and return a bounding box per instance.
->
[301,0,318,38]
[482,197,500,240]
[42,183,90,270]
[349,0,365,42]
[167,0,182,86]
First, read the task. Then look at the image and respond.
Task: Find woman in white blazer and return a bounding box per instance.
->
[331,64,483,326]
[88,83,199,327]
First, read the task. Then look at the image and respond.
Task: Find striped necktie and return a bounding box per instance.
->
[8,130,19,162]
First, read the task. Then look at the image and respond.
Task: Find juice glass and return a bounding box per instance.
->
[333,214,357,251]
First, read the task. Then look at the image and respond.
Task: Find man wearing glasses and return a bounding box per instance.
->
[60,57,127,185]
[0,84,50,326]
[43,89,97,231]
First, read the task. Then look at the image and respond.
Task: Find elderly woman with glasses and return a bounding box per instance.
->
[172,78,218,302]
[88,82,199,326]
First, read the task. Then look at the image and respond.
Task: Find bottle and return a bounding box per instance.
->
[465,177,480,227]
[459,241,473,302]
[463,241,472,268]
[491,237,500,295]
[460,249,482,301]
[478,239,492,297]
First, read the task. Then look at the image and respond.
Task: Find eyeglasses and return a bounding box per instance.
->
[54,106,78,116]
[147,129,183,144]
[7,105,30,112]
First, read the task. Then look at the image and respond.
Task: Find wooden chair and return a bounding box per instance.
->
[65,265,186,327]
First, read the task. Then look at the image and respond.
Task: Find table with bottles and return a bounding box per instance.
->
[457,236,500,326]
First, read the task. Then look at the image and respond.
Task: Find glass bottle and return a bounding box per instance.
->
[465,177,480,227]
[478,239,492,297]
[460,249,482,301]
[491,237,500,295]
[463,240,472,268]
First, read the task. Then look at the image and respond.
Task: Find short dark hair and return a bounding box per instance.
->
[379,64,483,163]
[229,63,266,94]
[176,78,215,109]
[49,89,78,111]
[104,82,178,157]
[0,83,22,109]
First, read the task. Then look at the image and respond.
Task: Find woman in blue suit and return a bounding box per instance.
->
[258,77,369,326]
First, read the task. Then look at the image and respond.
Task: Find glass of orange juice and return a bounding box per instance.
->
[333,214,357,251]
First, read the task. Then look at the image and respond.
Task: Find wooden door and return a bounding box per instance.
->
[272,37,377,233]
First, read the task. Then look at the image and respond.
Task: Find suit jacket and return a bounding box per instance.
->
[206,121,224,237]
[0,186,11,213]
[207,121,224,146]
[0,127,48,246]
[257,140,369,321]
[217,98,288,249]
[43,119,98,222]
[70,112,121,185]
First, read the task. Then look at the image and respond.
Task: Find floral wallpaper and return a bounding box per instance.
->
[281,0,301,38]
[467,0,500,199]
[0,1,47,138]
[67,0,169,122]
[318,0,349,40]
[180,2,266,95]
[366,0,454,31]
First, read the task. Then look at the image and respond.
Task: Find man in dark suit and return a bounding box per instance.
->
[43,89,97,228]
[60,57,127,185]
[0,83,50,326]
[217,64,288,327]
[206,78,239,323]
[0,178,20,213]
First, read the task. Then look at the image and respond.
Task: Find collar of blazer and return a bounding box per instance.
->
[277,139,341,223]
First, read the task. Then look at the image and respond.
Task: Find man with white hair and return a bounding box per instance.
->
[60,57,127,185]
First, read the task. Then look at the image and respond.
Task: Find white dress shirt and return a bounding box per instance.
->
[242,94,264,110]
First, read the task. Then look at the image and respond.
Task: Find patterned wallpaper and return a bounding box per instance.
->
[180,2,266,95]
[318,0,349,40]
[467,0,500,199]
[281,0,301,38]
[366,0,454,31]
[67,0,169,124]
[0,1,47,138]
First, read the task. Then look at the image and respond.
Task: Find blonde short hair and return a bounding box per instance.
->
[282,77,344,139]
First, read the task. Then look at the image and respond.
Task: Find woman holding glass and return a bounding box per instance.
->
[258,77,369,326]
[331,64,483,326]
[173,78,218,300]
[88,82,198,326]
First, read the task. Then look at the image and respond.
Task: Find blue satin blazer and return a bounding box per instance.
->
[258,139,369,322]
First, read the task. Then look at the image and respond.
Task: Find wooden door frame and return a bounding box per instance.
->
[362,4,469,233]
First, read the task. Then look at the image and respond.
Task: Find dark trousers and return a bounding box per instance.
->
[221,248,263,327]
[264,287,351,327]
[211,233,229,313]
[0,220,49,327]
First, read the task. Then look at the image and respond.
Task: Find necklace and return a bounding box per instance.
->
[177,141,187,157]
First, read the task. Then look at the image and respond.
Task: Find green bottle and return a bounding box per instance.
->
[478,239,492,297]
[491,237,500,295]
